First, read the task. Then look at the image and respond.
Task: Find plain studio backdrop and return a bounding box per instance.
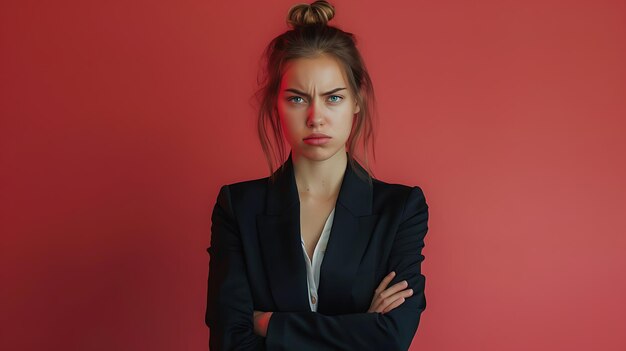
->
[1,0,625,350]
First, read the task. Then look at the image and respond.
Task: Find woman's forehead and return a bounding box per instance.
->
[280,55,348,89]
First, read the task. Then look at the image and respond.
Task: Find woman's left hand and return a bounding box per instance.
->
[253,310,273,337]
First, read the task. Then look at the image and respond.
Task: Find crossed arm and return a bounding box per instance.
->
[206,185,429,351]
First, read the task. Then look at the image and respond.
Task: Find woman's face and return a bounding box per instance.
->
[277,54,360,162]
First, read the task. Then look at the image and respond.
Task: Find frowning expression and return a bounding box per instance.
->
[277,54,360,161]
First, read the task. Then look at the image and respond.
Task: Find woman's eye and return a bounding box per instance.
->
[287,95,343,104]
[328,95,343,103]
[288,96,305,104]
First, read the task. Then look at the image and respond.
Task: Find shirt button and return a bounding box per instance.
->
[311,295,317,304]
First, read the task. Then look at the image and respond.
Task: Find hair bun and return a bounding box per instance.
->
[286,0,335,28]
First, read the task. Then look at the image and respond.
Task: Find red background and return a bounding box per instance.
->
[1,0,625,350]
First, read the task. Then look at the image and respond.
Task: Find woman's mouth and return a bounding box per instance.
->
[303,136,331,145]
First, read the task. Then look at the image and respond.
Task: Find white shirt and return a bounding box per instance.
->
[300,207,335,312]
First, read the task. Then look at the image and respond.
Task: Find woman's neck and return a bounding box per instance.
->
[292,150,347,201]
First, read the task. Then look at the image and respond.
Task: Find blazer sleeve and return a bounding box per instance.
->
[205,185,266,350]
[264,186,429,351]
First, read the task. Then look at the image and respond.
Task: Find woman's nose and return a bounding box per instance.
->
[307,99,325,127]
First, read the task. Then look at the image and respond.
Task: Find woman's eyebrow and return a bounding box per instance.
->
[284,87,346,98]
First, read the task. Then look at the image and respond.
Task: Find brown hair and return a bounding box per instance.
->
[254,0,378,184]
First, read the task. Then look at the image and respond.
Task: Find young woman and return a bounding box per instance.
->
[205,1,429,350]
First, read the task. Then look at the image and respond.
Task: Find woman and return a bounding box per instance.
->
[205,1,429,350]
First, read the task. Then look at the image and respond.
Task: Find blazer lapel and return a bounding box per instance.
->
[318,154,379,314]
[256,151,379,313]
[257,153,309,312]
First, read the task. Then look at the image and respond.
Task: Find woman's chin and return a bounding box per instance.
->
[293,146,345,162]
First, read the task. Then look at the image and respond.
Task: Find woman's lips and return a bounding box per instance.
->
[303,137,331,145]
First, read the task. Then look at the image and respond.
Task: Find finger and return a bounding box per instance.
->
[370,296,391,313]
[370,286,408,312]
[378,280,409,299]
[379,289,413,313]
[371,283,409,311]
[375,271,396,293]
[382,297,405,313]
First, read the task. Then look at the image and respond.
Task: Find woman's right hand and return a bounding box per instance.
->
[367,271,413,314]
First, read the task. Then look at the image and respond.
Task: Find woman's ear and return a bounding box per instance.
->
[353,94,361,114]
[353,91,362,114]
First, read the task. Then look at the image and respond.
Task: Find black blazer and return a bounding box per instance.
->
[205,153,429,351]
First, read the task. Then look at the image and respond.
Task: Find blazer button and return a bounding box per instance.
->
[311,295,317,304]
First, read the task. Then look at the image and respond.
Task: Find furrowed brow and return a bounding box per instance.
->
[284,87,346,98]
